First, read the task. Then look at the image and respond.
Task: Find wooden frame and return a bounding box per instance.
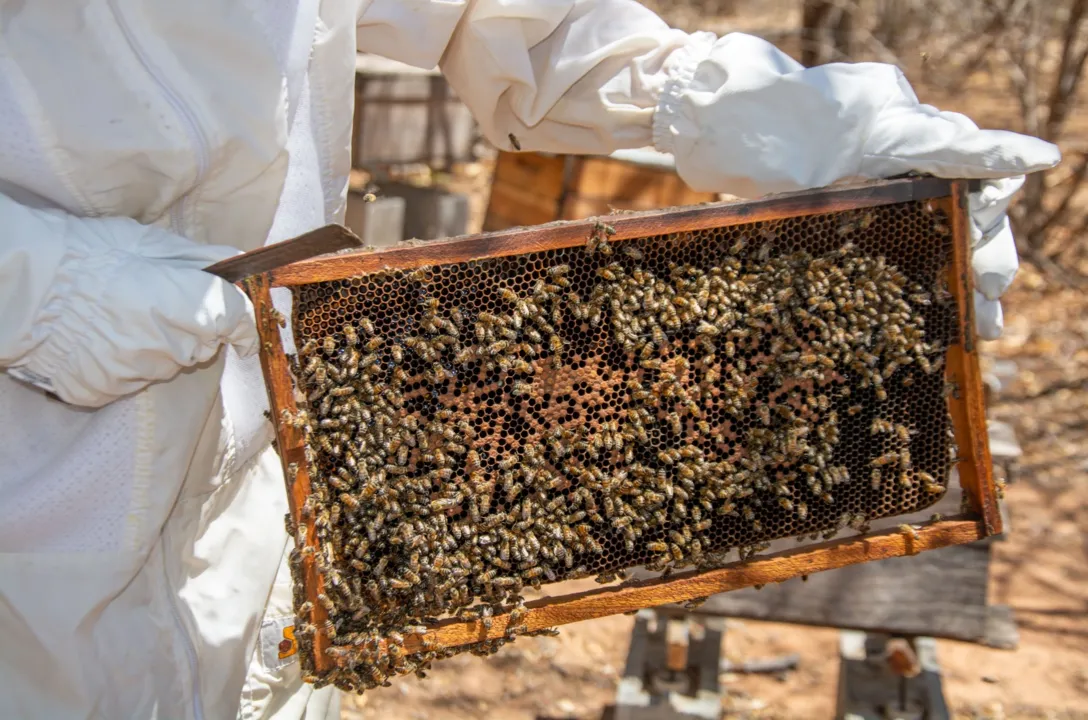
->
[482,151,719,231]
[239,177,998,674]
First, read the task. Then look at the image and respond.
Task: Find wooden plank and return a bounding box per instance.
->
[667,542,998,646]
[243,275,331,673]
[482,182,562,230]
[982,605,1020,650]
[490,151,567,194]
[574,155,669,201]
[572,156,716,209]
[561,192,716,221]
[204,225,362,283]
[942,184,1002,536]
[481,151,567,231]
[559,154,717,220]
[647,473,1012,646]
[331,518,985,662]
[271,177,955,286]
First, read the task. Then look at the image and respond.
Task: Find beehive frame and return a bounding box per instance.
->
[242,177,998,677]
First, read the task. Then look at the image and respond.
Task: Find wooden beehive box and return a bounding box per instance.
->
[227,177,999,692]
[351,54,480,171]
[482,149,719,231]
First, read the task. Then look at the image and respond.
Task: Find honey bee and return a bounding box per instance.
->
[871,452,899,467]
[409,266,434,284]
[343,324,358,347]
[269,308,288,328]
[870,418,893,434]
[898,523,920,542]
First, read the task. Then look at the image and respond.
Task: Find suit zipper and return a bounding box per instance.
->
[108,4,209,718]
[108,0,210,235]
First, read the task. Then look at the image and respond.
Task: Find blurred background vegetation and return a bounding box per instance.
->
[641,0,1088,281]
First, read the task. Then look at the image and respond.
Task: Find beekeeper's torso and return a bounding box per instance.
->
[1,2,385,717]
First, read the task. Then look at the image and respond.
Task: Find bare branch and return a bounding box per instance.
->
[940,0,1031,93]
[1030,152,1088,238]
[1044,0,1088,140]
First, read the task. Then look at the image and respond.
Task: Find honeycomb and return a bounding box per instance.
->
[284,199,958,690]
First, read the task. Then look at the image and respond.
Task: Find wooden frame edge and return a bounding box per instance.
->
[269,177,955,286]
[356,517,986,659]
[245,176,1001,669]
[942,182,1002,536]
[245,274,332,673]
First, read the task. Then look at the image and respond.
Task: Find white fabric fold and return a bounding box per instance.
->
[0,193,257,407]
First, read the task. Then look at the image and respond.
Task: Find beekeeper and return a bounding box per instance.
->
[0,1,1058,718]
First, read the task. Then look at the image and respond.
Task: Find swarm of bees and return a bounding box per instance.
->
[282,204,958,692]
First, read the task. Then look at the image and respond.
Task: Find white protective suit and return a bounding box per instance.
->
[0,1,1059,719]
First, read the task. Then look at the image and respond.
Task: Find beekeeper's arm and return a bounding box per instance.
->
[0,193,257,407]
[359,0,1061,340]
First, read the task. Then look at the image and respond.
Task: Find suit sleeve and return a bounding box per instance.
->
[0,192,256,407]
[358,0,1058,198]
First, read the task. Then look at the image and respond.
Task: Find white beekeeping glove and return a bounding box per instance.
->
[967,177,1024,339]
[1,193,258,407]
[654,33,1061,339]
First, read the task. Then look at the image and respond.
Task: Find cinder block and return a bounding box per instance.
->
[376,181,469,241]
[344,192,405,248]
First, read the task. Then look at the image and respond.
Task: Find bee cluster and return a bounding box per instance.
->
[283,201,959,691]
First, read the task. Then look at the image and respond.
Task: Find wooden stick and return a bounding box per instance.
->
[207,225,362,283]
[243,275,332,673]
[270,177,955,286]
[719,654,801,674]
[941,183,1002,536]
[334,518,985,660]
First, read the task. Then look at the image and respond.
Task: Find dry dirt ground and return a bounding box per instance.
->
[342,17,1088,719]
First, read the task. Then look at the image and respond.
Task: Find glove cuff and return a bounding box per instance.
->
[652,31,717,157]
